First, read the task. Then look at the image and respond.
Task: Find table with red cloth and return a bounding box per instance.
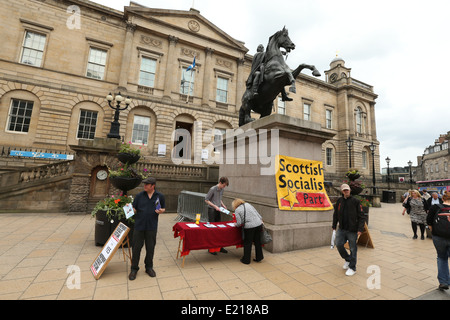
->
[173,222,243,267]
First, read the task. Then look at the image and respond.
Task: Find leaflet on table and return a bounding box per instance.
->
[186,223,200,228]
[123,203,134,219]
[219,207,231,215]
[204,224,217,228]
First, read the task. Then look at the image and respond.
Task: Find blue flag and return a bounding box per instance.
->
[186,57,196,72]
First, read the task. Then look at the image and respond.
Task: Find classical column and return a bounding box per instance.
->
[163,35,179,97]
[201,47,214,106]
[118,21,136,91]
[235,58,246,112]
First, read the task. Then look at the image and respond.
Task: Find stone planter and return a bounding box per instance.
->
[110,176,142,193]
[117,152,140,165]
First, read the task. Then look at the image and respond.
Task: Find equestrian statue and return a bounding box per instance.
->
[239,27,321,126]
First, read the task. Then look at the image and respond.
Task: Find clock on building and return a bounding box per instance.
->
[96,170,108,181]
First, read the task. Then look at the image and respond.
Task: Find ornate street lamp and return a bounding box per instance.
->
[408,160,413,189]
[346,137,354,168]
[385,156,391,190]
[106,92,131,139]
[369,142,376,194]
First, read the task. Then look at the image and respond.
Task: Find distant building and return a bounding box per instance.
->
[416,132,450,181]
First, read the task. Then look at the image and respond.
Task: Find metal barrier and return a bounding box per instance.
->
[176,190,209,222]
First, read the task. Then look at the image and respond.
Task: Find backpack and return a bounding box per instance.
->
[433,204,450,239]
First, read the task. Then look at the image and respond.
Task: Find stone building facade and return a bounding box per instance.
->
[0,0,380,211]
[416,132,450,182]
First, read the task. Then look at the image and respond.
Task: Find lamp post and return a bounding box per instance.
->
[106,92,131,139]
[346,137,354,168]
[408,160,413,189]
[369,142,376,194]
[385,156,391,190]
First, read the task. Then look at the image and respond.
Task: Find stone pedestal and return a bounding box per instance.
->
[218,114,336,253]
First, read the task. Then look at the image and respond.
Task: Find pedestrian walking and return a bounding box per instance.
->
[332,184,365,276]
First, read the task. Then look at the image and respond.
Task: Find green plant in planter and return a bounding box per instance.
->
[354,195,372,207]
[109,163,149,179]
[91,194,135,224]
[119,141,142,156]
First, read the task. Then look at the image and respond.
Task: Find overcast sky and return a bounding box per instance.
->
[91,0,450,170]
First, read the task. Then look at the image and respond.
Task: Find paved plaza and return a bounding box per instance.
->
[0,202,449,300]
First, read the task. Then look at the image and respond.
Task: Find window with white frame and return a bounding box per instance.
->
[216,77,229,103]
[326,148,333,166]
[362,151,368,169]
[7,99,34,133]
[139,57,157,88]
[86,47,107,80]
[180,67,195,95]
[277,97,286,115]
[132,115,150,146]
[303,103,311,121]
[356,107,363,133]
[326,109,333,129]
[77,110,98,140]
[20,31,46,67]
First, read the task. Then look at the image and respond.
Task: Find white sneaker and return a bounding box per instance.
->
[345,268,356,276]
[343,261,350,270]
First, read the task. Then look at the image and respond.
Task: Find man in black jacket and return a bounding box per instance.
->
[332,184,365,276]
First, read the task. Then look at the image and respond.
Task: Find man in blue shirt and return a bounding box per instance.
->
[129,177,165,280]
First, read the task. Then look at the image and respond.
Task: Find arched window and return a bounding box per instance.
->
[356,107,363,134]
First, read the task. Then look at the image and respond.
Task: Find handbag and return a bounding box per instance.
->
[260,224,272,244]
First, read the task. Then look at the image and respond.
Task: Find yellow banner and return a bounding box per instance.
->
[275,155,333,211]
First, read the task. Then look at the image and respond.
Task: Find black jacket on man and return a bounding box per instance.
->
[332,196,365,233]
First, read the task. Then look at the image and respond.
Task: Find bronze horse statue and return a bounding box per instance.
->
[239,27,321,126]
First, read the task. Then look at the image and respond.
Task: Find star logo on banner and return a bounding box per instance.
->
[281,187,300,209]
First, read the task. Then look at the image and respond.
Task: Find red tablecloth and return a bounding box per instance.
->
[173,222,243,257]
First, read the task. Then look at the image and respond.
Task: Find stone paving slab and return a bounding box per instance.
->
[0,203,448,301]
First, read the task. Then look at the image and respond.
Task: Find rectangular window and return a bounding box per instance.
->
[303,103,311,121]
[326,148,333,166]
[7,99,34,133]
[362,151,368,169]
[277,97,286,115]
[77,110,98,140]
[326,110,332,129]
[86,48,107,80]
[20,31,46,67]
[180,67,195,95]
[139,57,157,88]
[132,115,150,146]
[216,77,228,103]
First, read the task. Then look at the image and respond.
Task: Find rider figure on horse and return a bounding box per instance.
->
[246,44,293,102]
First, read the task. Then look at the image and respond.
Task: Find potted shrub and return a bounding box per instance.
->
[109,163,149,193]
[354,195,371,225]
[117,141,142,165]
[91,194,135,246]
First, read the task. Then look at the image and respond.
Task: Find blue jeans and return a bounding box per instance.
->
[432,235,450,285]
[335,229,358,271]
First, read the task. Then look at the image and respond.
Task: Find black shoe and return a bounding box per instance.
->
[413,235,418,239]
[439,284,449,291]
[421,235,425,240]
[209,251,217,255]
[240,258,250,265]
[220,248,228,253]
[146,268,156,277]
[129,270,137,281]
